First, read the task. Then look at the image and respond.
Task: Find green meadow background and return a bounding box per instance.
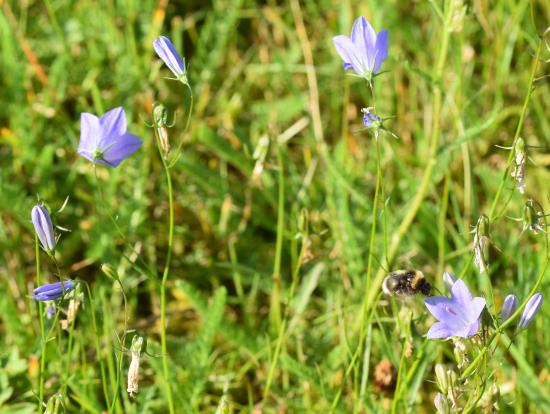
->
[1,0,549,412]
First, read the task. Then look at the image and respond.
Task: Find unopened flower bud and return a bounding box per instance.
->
[434,393,450,414]
[522,199,545,234]
[31,204,56,254]
[500,294,517,322]
[435,364,448,393]
[519,293,543,329]
[361,107,382,131]
[153,104,170,127]
[101,264,120,281]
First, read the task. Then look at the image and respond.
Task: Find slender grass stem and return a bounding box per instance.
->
[84,283,111,411]
[269,145,285,333]
[109,280,129,413]
[263,215,308,400]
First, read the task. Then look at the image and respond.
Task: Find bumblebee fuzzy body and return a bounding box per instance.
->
[382,270,431,296]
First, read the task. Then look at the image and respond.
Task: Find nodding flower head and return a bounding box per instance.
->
[78,107,143,168]
[424,279,486,339]
[32,281,75,302]
[153,36,187,83]
[332,16,389,80]
[31,204,56,253]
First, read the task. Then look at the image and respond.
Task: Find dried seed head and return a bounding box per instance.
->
[434,393,450,414]
[60,298,80,330]
[473,215,490,274]
[374,358,396,392]
[511,138,526,194]
[127,334,145,397]
[127,351,140,397]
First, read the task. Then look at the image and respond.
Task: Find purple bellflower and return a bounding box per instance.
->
[78,107,142,167]
[31,204,56,253]
[332,16,389,80]
[518,292,543,329]
[32,281,75,301]
[425,279,486,339]
[153,36,187,83]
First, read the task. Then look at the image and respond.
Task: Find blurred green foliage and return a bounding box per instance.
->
[1,0,550,412]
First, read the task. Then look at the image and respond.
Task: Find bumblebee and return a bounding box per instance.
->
[382,269,431,296]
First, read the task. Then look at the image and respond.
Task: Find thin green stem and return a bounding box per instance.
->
[263,218,308,400]
[92,167,158,280]
[61,302,76,399]
[460,39,545,380]
[354,136,383,413]
[154,123,176,414]
[35,235,46,412]
[109,280,129,413]
[364,3,453,316]
[167,84,194,168]
[488,40,543,220]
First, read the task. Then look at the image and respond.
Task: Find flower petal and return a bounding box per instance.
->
[33,281,75,294]
[78,113,100,153]
[332,35,365,76]
[426,322,453,339]
[465,320,480,337]
[450,280,473,306]
[373,30,389,73]
[102,132,143,167]
[99,107,127,148]
[469,297,486,321]
[351,16,377,70]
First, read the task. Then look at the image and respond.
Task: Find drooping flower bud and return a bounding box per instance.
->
[31,204,56,254]
[518,293,543,329]
[500,294,517,322]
